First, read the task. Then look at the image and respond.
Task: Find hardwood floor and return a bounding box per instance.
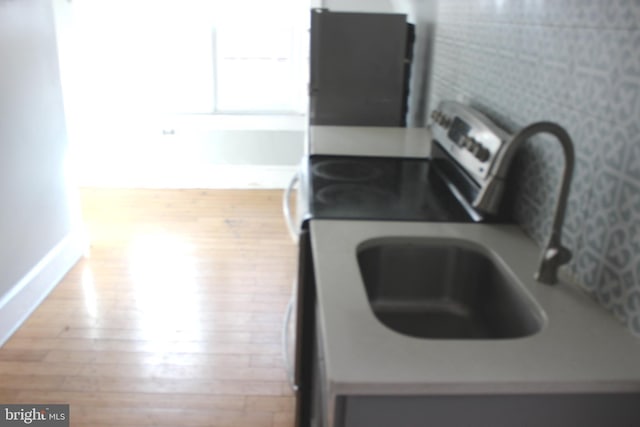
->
[0,189,298,426]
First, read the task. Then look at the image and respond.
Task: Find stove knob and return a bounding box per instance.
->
[470,141,482,154]
[441,116,452,129]
[473,144,491,162]
[460,135,471,148]
[435,113,449,127]
[431,110,441,122]
[466,138,479,152]
[478,147,491,162]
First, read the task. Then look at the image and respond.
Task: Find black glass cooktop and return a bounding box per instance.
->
[309,155,479,222]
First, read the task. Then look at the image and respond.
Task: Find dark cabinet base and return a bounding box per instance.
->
[333,393,640,427]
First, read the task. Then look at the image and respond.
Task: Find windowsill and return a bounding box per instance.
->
[160,113,309,132]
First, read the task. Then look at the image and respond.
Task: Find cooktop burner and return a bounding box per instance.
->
[308,155,477,222]
[312,159,383,182]
[316,183,396,206]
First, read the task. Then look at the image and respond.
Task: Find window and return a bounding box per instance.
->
[215,25,304,113]
[71,0,309,116]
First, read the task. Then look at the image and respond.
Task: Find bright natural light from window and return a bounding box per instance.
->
[129,231,202,346]
[216,25,300,112]
[71,0,308,116]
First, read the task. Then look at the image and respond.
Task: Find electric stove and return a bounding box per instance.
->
[297,100,515,226]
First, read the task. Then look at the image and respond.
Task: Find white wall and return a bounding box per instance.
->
[0,0,84,345]
[75,124,306,188]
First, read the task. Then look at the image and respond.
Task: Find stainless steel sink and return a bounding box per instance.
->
[357,239,544,339]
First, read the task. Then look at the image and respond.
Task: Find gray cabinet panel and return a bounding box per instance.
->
[340,394,640,427]
[310,10,411,126]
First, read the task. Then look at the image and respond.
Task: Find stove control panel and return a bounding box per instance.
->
[430,101,511,184]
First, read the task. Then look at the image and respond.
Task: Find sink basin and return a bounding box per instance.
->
[357,239,544,339]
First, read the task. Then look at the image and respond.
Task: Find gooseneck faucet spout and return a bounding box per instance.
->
[476,122,575,285]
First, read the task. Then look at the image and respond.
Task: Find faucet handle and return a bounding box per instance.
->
[535,244,572,285]
[544,245,572,263]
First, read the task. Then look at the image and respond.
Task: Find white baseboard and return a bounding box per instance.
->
[0,231,86,347]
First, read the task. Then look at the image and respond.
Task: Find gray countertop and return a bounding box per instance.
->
[309,125,432,157]
[307,125,640,397]
[311,220,640,395]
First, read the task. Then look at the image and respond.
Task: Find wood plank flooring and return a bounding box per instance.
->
[0,189,298,427]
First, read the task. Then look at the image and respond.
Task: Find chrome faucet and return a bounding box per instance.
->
[474,122,575,285]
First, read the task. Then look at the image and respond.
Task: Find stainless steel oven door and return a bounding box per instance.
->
[282,161,310,392]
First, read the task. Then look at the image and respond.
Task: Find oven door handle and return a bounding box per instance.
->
[282,291,298,392]
[283,171,299,243]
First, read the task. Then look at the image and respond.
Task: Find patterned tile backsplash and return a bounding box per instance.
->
[426,0,640,336]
